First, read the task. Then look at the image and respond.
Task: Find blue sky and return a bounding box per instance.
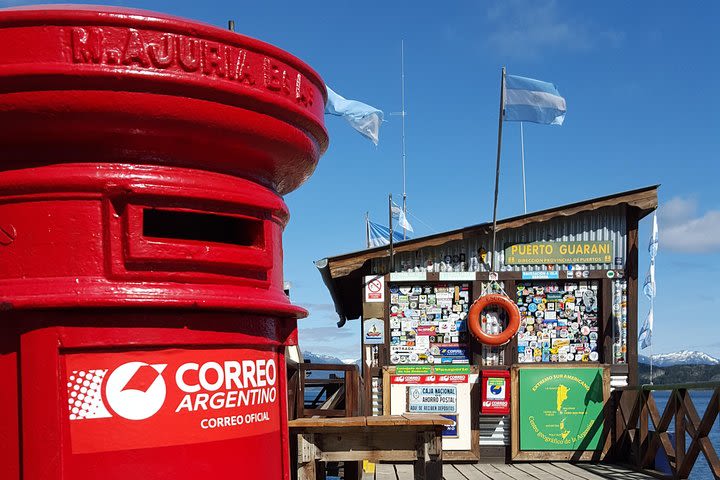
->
[7,0,719,360]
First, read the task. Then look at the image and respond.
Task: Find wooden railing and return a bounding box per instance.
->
[611,382,720,479]
[287,362,363,419]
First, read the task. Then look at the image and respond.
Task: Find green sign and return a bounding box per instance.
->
[505,241,613,265]
[434,365,471,374]
[519,368,604,451]
[395,365,432,375]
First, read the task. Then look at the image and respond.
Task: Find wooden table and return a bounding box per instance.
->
[289,414,453,480]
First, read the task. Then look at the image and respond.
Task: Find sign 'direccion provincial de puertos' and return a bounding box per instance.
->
[505,241,613,265]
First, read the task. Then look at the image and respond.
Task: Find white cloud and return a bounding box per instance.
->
[660,196,720,253]
[484,0,623,59]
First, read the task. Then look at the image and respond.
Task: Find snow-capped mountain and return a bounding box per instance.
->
[302,352,361,368]
[302,352,345,364]
[639,350,720,367]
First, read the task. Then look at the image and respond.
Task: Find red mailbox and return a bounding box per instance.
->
[0,6,327,479]
[480,370,511,415]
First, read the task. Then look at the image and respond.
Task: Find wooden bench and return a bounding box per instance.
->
[289,414,452,480]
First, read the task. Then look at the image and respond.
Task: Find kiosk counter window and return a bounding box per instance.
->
[516,280,600,363]
[388,283,471,365]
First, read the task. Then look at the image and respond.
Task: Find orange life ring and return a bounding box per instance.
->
[468,293,521,346]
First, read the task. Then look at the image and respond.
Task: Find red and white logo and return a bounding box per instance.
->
[66,362,167,421]
[391,374,468,384]
[105,362,167,420]
[64,348,280,454]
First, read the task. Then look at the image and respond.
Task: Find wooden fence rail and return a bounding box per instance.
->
[611,382,720,479]
[287,362,363,420]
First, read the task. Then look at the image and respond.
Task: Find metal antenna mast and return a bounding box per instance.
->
[401,40,407,241]
[390,41,408,239]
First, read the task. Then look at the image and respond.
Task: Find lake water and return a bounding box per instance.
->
[652,390,718,480]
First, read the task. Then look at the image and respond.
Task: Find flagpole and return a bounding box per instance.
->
[400,40,408,240]
[490,67,506,272]
[650,297,654,385]
[388,194,394,272]
[520,122,527,214]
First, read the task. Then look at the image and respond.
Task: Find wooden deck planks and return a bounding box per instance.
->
[572,462,656,480]
[549,462,611,480]
[531,462,589,479]
[372,462,657,479]
[474,463,520,480]
[478,463,532,479]
[512,462,559,479]
[374,463,397,479]
[441,464,472,480]
[393,463,414,478]
[453,464,488,479]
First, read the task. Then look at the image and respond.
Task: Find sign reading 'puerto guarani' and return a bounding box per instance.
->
[504,241,613,265]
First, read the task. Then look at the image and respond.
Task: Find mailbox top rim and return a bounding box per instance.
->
[0,4,327,103]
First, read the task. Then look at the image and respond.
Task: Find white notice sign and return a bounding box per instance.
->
[407,385,457,413]
[364,275,385,303]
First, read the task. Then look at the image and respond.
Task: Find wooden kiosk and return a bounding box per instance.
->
[316,186,657,461]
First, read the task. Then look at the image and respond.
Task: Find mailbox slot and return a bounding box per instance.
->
[110,202,275,283]
[142,209,264,249]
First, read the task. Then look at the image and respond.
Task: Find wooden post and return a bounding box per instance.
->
[297,433,317,480]
[471,278,484,366]
[601,278,613,365]
[675,389,686,475]
[506,279,518,365]
[297,363,306,418]
[287,364,299,421]
[413,430,428,480]
[427,429,443,479]
[360,311,367,416]
[413,430,443,480]
[382,367,391,416]
[626,209,640,385]
[346,367,359,417]
[638,390,649,468]
[510,365,519,460]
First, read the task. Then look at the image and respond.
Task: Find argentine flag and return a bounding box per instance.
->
[639,212,659,349]
[504,74,566,126]
[325,86,384,145]
[368,221,408,248]
[391,202,413,233]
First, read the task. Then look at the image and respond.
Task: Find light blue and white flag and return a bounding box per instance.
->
[643,262,656,300]
[325,86,384,145]
[504,74,566,125]
[368,220,408,248]
[639,309,653,350]
[648,212,659,260]
[391,202,413,233]
[639,212,659,350]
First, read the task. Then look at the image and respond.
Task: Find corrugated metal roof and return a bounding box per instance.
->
[379,205,627,273]
[316,185,658,325]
